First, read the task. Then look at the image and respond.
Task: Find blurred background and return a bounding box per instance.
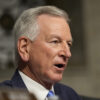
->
[0,0,100,98]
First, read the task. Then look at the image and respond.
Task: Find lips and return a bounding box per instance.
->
[53,59,67,71]
[54,64,65,68]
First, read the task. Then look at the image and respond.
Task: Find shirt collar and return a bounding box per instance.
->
[19,71,54,100]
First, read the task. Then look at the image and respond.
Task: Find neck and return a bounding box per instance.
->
[19,66,53,90]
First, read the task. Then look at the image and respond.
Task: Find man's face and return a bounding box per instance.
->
[28,15,72,85]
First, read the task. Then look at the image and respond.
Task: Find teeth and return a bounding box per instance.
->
[55,64,64,68]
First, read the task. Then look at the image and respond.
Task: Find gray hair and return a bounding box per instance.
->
[13,5,70,65]
[13,5,70,42]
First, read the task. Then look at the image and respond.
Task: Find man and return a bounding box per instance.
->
[0,6,81,100]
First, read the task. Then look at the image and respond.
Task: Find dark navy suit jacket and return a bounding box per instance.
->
[0,69,81,100]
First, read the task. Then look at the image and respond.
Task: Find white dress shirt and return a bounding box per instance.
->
[19,71,55,100]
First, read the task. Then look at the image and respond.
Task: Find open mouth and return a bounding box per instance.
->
[54,64,65,68]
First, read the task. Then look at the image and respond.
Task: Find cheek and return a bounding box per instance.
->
[29,43,59,69]
[43,47,58,63]
[44,44,59,57]
[36,45,58,71]
[29,45,51,68]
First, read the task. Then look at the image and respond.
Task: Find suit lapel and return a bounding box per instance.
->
[54,83,65,100]
[54,83,62,98]
[11,69,27,89]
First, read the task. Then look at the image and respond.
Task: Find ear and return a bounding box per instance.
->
[17,36,30,62]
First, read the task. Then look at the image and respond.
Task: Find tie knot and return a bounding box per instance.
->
[47,90,54,97]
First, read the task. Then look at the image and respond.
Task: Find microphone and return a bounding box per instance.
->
[48,95,61,100]
[0,87,37,100]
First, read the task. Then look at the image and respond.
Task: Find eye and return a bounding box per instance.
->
[52,40,59,43]
[67,42,72,48]
[51,39,60,44]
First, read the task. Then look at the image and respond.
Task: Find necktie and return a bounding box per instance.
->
[47,90,54,97]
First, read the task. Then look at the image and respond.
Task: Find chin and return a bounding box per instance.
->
[50,75,63,83]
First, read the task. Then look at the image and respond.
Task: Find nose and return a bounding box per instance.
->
[58,44,71,61]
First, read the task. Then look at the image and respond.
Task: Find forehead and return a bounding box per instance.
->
[37,14,67,25]
[37,14,72,41]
